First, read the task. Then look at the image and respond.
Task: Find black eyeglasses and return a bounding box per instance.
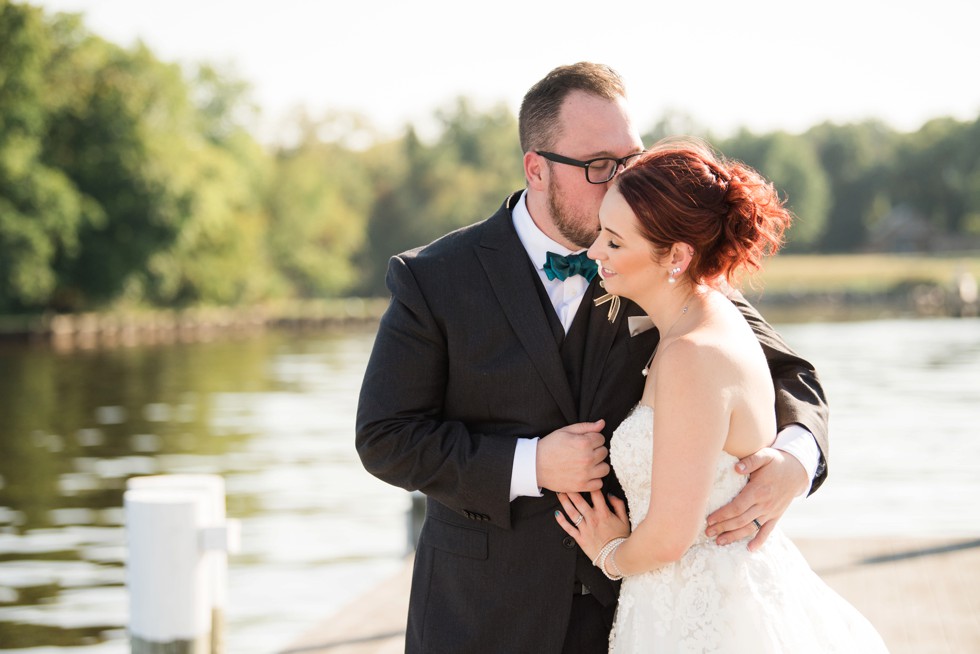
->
[536,151,644,184]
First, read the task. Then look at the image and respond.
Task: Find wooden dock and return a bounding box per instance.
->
[278,537,980,654]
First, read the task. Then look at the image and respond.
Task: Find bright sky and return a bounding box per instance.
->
[28,0,980,143]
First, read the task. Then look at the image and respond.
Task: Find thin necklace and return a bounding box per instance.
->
[641,300,692,377]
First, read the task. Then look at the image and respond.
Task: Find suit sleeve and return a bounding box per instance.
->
[730,290,831,494]
[355,255,517,526]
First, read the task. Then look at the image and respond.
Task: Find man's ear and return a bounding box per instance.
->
[524,151,547,191]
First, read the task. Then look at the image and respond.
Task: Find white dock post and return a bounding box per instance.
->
[124,474,239,654]
[407,490,426,553]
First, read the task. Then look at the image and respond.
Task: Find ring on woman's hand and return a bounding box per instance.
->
[752,518,762,530]
[574,514,584,527]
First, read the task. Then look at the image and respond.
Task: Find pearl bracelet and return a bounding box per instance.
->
[592,537,626,580]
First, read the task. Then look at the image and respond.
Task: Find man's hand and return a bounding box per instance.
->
[536,420,608,493]
[705,447,808,551]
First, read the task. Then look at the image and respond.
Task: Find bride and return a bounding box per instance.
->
[555,138,889,653]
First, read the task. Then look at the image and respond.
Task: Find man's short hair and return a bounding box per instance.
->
[518,62,628,154]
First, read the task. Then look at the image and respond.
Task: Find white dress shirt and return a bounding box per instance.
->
[511,190,592,333]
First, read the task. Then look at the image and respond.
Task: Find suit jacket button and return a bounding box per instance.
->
[562,536,576,549]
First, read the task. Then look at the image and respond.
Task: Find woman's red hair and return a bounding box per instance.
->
[614,137,791,286]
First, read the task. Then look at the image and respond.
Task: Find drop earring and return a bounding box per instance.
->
[668,267,681,284]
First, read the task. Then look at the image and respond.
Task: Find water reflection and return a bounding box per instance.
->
[0,318,977,652]
[0,330,408,653]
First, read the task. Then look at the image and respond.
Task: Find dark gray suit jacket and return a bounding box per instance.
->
[355,191,829,653]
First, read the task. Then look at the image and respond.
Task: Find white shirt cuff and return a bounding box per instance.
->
[772,424,820,497]
[510,437,543,501]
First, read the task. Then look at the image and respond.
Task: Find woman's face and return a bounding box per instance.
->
[587,186,661,300]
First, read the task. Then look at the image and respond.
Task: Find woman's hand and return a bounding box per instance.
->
[555,490,631,563]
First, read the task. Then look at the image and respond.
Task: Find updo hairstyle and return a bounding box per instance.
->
[613,137,792,286]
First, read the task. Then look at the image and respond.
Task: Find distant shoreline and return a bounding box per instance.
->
[748,285,978,324]
[1,286,973,351]
[1,254,977,349]
[0,298,389,350]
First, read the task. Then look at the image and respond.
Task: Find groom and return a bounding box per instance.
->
[356,62,829,653]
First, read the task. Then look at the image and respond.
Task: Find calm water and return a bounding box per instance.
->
[0,317,978,653]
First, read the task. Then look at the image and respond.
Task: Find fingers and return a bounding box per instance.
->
[566,421,607,458]
[581,433,606,454]
[706,506,767,546]
[537,422,610,492]
[734,447,776,475]
[706,508,754,544]
[555,492,593,547]
[554,507,579,539]
[706,461,779,530]
[564,491,592,520]
[709,449,807,542]
[557,490,613,526]
[608,493,629,523]
[705,491,751,531]
[747,519,776,552]
[715,514,761,546]
[704,487,767,544]
[564,419,606,435]
[556,491,580,518]
[705,449,809,547]
[554,493,585,538]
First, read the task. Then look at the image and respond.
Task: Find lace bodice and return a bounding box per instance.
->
[605,404,889,653]
[610,404,745,542]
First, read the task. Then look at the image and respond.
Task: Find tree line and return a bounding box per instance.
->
[2,1,979,314]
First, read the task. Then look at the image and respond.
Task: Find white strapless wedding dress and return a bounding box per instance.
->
[608,404,889,653]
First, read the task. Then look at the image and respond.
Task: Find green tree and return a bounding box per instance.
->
[143,64,273,306]
[359,98,522,294]
[891,116,979,237]
[40,16,272,308]
[641,109,710,144]
[963,117,980,238]
[721,130,830,252]
[45,32,190,305]
[805,120,896,252]
[266,111,373,298]
[0,2,96,312]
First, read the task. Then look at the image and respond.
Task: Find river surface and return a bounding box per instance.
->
[0,316,978,653]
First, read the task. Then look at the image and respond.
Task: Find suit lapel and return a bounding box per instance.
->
[475,202,578,425]
[579,279,624,418]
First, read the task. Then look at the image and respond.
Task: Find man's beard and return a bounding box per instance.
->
[547,175,598,250]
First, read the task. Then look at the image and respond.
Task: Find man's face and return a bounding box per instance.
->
[543,90,644,249]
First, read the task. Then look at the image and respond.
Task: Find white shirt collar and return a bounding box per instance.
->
[511,190,583,269]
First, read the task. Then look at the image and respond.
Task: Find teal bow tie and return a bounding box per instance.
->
[543,251,598,282]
